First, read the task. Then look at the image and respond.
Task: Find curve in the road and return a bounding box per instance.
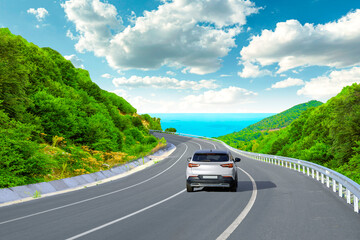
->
[0,133,359,240]
[0,142,189,226]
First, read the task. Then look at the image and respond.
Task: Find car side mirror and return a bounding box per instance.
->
[235,157,241,162]
[187,157,192,162]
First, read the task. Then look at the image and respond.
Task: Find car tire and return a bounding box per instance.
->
[186,183,193,192]
[230,178,238,192]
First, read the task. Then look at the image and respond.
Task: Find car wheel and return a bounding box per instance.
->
[186,183,193,192]
[230,178,237,192]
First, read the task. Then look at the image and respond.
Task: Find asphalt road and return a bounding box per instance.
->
[0,133,360,240]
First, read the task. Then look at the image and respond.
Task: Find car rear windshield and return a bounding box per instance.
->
[192,153,229,162]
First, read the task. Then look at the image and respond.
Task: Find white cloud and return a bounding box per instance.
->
[64,54,84,68]
[101,73,113,78]
[220,74,232,77]
[62,0,123,56]
[166,71,176,76]
[238,61,272,78]
[183,86,257,104]
[66,29,78,40]
[117,86,258,113]
[297,67,360,99]
[112,75,219,90]
[63,0,260,75]
[240,9,360,73]
[128,11,136,25]
[27,8,49,21]
[271,77,304,89]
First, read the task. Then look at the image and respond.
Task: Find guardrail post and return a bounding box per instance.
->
[312,169,315,178]
[316,171,319,181]
[355,196,359,213]
[307,167,309,176]
[339,184,343,197]
[326,176,330,188]
[302,165,305,174]
[332,179,336,193]
[298,164,300,172]
[286,162,288,168]
[346,189,351,204]
[321,173,324,184]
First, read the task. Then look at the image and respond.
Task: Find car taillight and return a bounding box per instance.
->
[221,163,233,168]
[188,163,200,168]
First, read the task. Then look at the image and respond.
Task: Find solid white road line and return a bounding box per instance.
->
[0,144,189,225]
[189,140,202,150]
[203,139,217,149]
[216,167,257,240]
[190,138,217,150]
[66,189,186,240]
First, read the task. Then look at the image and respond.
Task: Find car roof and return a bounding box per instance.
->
[194,149,230,154]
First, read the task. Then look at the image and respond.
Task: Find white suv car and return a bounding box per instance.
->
[186,149,241,192]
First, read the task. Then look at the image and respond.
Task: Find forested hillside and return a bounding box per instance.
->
[0,28,162,188]
[251,83,360,183]
[218,100,322,150]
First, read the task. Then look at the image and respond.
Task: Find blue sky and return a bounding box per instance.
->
[1,0,360,113]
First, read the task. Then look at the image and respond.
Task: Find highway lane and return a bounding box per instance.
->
[0,133,359,239]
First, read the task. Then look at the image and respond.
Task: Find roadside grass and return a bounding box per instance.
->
[43,137,167,183]
[33,190,41,198]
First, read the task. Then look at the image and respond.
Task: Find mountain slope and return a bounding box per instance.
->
[250,84,360,184]
[0,28,162,188]
[217,100,322,150]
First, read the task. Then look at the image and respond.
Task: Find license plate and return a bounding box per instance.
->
[202,175,218,179]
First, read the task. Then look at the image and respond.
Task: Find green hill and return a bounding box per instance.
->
[251,83,360,183]
[217,100,323,150]
[0,28,162,188]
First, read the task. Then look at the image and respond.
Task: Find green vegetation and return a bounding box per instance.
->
[250,84,360,183]
[165,127,177,133]
[220,84,360,184]
[33,190,41,199]
[218,100,322,151]
[0,28,163,188]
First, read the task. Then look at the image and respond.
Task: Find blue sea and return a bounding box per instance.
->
[151,113,274,138]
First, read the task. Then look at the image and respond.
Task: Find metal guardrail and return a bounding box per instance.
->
[151,130,360,213]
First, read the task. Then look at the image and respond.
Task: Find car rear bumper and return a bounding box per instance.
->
[187,176,236,188]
